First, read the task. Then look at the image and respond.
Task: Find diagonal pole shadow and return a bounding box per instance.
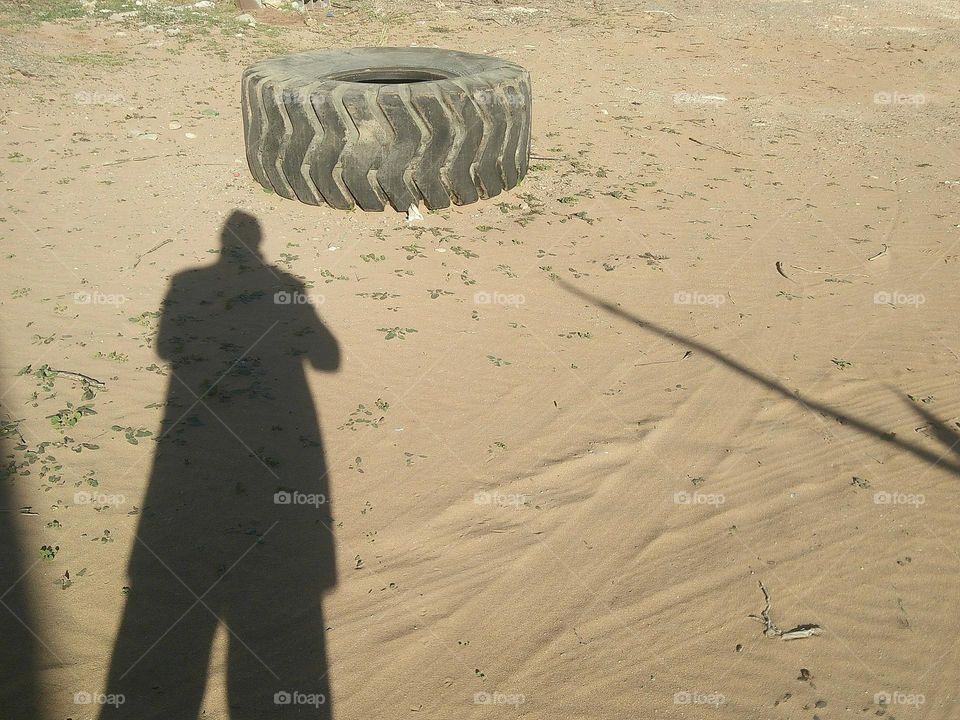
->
[559,280,960,477]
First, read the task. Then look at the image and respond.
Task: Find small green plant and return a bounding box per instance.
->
[319,268,349,283]
[339,399,389,431]
[128,310,161,327]
[378,327,417,340]
[404,452,427,466]
[402,243,425,260]
[450,246,478,259]
[487,441,507,455]
[40,545,59,561]
[48,403,96,429]
[111,425,153,445]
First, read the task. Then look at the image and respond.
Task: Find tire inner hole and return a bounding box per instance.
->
[329,68,453,84]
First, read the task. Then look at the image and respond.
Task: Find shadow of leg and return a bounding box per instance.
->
[98,558,217,719]
[225,584,332,719]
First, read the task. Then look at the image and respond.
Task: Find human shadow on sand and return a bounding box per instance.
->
[0,357,41,720]
[561,280,960,477]
[99,210,339,718]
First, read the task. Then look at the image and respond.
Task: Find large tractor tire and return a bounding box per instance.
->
[241,47,531,211]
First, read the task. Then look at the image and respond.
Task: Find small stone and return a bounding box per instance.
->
[168,121,182,130]
[184,132,197,139]
[815,700,827,708]
[235,13,257,24]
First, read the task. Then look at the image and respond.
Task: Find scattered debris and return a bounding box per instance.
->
[132,238,173,269]
[688,136,741,157]
[775,261,794,282]
[406,204,424,223]
[781,625,823,640]
[49,369,106,386]
[789,264,868,278]
[673,92,727,105]
[636,350,692,367]
[642,8,679,20]
[748,581,822,640]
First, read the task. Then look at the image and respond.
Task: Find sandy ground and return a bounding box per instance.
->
[2,0,960,717]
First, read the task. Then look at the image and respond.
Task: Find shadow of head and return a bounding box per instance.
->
[221,210,263,260]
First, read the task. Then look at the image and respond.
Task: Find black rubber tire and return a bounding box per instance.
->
[241,47,532,211]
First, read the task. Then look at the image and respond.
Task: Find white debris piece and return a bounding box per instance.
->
[673,92,728,105]
[406,204,424,223]
[780,625,823,641]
